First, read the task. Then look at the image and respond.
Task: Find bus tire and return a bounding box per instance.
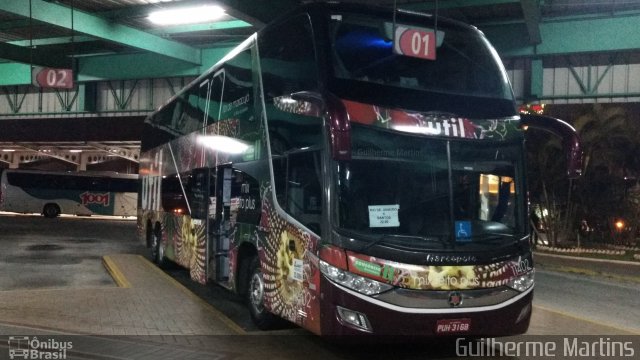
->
[150,224,167,268]
[246,256,278,330]
[42,204,60,218]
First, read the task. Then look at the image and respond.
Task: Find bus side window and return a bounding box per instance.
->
[285,150,322,235]
[272,156,287,206]
[207,72,224,124]
[110,178,138,193]
[162,174,189,215]
[187,169,210,220]
[171,87,205,136]
[141,102,177,152]
[259,14,321,156]
[89,178,108,192]
[258,14,318,99]
[57,175,78,190]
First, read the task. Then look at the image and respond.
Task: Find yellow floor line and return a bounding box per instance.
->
[137,255,247,335]
[102,255,132,288]
[533,304,640,335]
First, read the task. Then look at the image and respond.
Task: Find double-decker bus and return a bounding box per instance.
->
[0,169,138,218]
[138,2,581,336]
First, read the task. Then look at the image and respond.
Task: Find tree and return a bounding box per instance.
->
[527,104,640,246]
[572,104,640,244]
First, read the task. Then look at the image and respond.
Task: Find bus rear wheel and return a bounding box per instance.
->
[246,256,278,330]
[42,204,60,218]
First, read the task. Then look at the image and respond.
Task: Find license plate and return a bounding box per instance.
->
[436,318,472,334]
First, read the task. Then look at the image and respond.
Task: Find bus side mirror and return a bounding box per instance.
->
[290,91,324,115]
[520,114,583,179]
[282,91,351,161]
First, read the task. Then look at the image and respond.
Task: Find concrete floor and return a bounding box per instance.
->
[0,213,638,359]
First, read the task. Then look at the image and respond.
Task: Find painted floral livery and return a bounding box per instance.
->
[342,99,521,141]
[347,252,532,290]
[259,193,322,334]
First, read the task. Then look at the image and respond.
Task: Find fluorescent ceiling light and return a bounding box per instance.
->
[198,135,249,155]
[148,5,226,25]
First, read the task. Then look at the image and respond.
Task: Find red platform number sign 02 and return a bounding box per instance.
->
[32,67,74,89]
[393,26,437,61]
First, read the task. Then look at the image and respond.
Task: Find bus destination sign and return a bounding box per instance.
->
[393,25,437,60]
[31,66,74,89]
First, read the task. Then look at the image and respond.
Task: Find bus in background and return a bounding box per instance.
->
[0,169,138,218]
[138,2,581,337]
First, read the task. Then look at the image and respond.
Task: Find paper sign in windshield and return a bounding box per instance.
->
[369,205,400,227]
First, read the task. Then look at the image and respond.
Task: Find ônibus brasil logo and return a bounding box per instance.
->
[8,336,72,360]
[79,192,110,206]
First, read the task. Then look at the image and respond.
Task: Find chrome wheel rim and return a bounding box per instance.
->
[249,271,265,313]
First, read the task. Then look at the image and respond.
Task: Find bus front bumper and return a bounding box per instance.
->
[319,276,533,337]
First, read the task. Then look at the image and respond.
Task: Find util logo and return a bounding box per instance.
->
[80,192,110,206]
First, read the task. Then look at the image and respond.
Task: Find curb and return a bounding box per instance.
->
[137,255,248,335]
[101,254,247,335]
[102,255,132,288]
[534,252,640,283]
[534,251,640,266]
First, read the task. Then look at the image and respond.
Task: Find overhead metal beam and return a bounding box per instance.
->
[0,19,32,31]
[401,0,519,11]
[0,63,31,86]
[15,146,80,165]
[150,20,252,35]
[0,0,201,65]
[0,42,238,86]
[87,142,139,163]
[9,35,95,47]
[520,0,541,44]
[215,0,300,25]
[0,42,71,68]
[482,13,640,57]
[78,44,237,81]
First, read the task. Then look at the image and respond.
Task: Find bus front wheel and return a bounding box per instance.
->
[247,256,278,330]
[150,225,167,268]
[42,204,60,218]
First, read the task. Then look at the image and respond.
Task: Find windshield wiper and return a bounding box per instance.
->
[456,233,518,244]
[361,234,448,251]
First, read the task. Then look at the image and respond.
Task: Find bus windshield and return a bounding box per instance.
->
[330,12,513,101]
[335,124,524,250]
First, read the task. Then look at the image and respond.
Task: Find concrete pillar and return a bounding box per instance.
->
[10,153,20,169]
[79,153,88,171]
[530,59,544,100]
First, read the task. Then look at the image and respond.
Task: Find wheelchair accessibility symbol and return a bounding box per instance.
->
[455,221,472,242]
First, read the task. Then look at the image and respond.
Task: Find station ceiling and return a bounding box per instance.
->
[2,0,640,84]
[2,0,640,167]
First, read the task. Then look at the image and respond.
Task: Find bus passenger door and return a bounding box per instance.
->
[186,168,212,282]
[210,164,233,284]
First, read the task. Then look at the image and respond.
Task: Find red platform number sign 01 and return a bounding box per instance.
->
[393,26,437,61]
[31,67,74,89]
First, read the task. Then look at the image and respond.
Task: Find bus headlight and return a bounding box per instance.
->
[319,260,393,295]
[507,270,535,292]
